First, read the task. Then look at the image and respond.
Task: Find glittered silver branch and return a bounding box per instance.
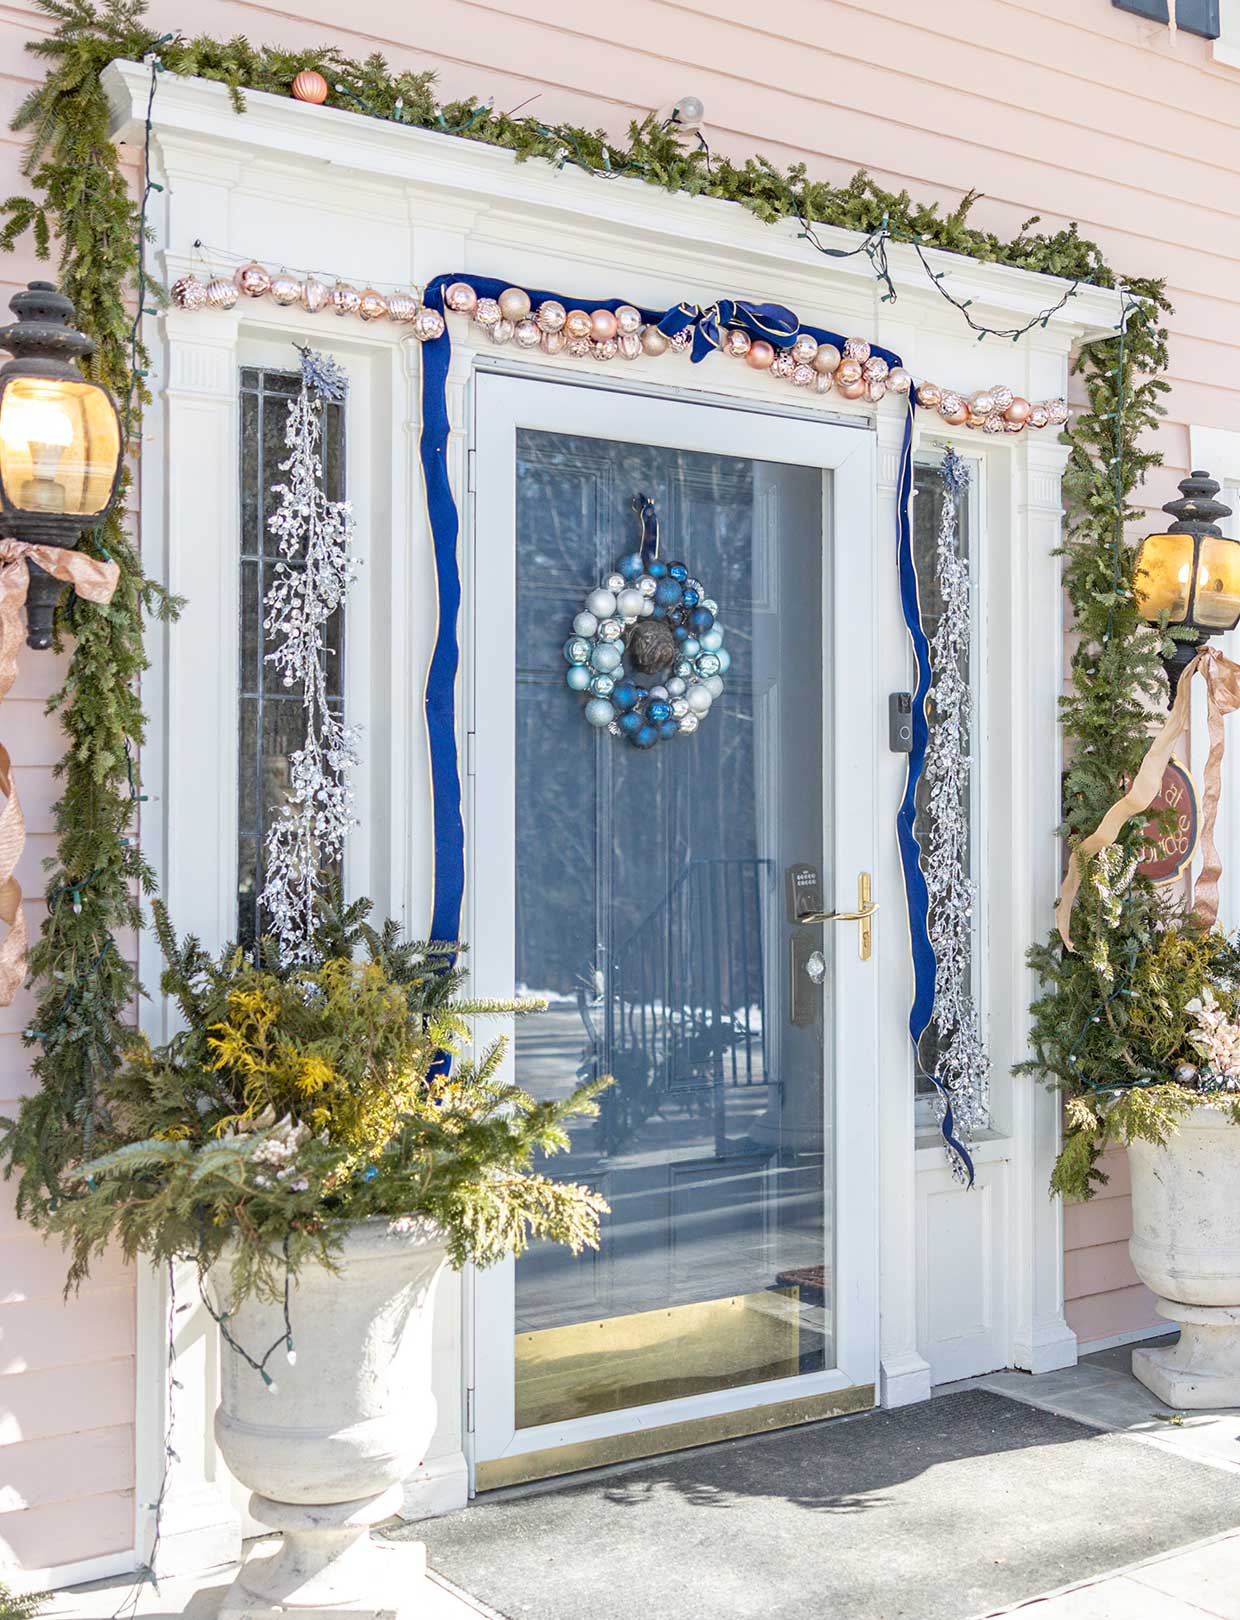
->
[923,449,990,1165]
[260,350,359,964]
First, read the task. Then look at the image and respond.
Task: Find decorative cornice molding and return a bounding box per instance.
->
[104,59,1124,350]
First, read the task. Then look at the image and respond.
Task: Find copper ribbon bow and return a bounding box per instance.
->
[0,540,120,1004]
[1056,645,1240,949]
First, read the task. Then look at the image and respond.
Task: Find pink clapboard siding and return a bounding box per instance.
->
[0,0,1230,1575]
[1064,1148,1162,1347]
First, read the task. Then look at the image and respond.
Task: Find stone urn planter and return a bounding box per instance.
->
[1128,1103,1240,1409]
[213,1216,456,1618]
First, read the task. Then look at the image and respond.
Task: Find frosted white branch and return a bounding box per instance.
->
[260,351,359,964]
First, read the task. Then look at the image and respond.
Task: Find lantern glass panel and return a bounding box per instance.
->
[1192,536,1240,632]
[0,377,120,518]
[1134,531,1194,624]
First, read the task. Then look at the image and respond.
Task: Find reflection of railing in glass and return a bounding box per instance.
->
[590,857,770,1154]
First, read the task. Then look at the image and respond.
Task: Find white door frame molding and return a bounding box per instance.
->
[98,57,1121,1580]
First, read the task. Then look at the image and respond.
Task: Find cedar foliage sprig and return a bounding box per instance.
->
[0,0,1175,1212]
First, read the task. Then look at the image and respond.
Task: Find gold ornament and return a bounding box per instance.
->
[792,363,816,388]
[300,277,329,314]
[813,343,841,374]
[863,356,889,383]
[541,329,567,356]
[489,318,514,345]
[771,352,796,379]
[591,338,619,361]
[413,307,446,341]
[724,329,751,357]
[618,333,643,360]
[205,276,238,310]
[445,282,478,314]
[615,305,642,336]
[331,282,361,318]
[474,297,502,327]
[640,326,670,356]
[791,333,818,364]
[537,300,566,332]
[291,70,329,105]
[498,287,532,323]
[513,317,542,348]
[234,262,271,299]
[268,272,303,306]
[835,358,863,386]
[171,274,207,310]
[565,309,593,340]
[565,335,591,358]
[1046,398,1070,425]
[843,337,871,362]
[356,288,387,321]
[916,381,942,408]
[385,291,419,323]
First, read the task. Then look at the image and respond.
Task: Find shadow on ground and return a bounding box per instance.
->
[408,1389,1240,1620]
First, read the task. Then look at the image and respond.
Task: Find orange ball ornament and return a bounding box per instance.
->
[292,70,329,105]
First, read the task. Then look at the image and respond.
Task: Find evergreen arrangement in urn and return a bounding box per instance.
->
[17,896,607,1301]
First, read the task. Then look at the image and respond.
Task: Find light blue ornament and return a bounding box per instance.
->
[573,611,599,638]
[587,587,617,620]
[715,648,731,674]
[566,665,592,691]
[591,641,623,673]
[699,626,723,652]
[702,598,718,615]
[585,697,615,728]
[682,637,701,659]
[705,674,724,698]
[564,636,591,665]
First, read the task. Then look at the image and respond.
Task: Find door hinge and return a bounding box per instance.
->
[465,1386,475,1434]
[467,446,477,494]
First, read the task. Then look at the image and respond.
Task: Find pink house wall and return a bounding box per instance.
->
[4,0,1226,1574]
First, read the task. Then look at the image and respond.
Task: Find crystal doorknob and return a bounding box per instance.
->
[805,950,826,984]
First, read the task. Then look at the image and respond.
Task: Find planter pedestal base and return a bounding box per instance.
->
[219,1485,473,1618]
[1132,1300,1240,1410]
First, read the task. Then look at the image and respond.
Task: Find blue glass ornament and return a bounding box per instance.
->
[648,560,668,579]
[612,680,640,710]
[655,577,682,607]
[674,625,688,641]
[566,665,592,692]
[590,674,616,697]
[659,718,679,738]
[631,724,659,749]
[652,605,668,619]
[682,588,700,607]
[689,606,714,633]
[619,710,644,736]
[619,552,645,579]
[564,636,592,664]
[647,700,672,722]
[668,562,688,582]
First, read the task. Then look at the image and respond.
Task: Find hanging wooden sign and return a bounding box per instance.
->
[1135,758,1199,885]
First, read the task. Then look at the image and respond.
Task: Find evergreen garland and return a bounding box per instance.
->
[0,0,1175,1213]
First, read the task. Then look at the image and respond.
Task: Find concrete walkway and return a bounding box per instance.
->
[46,1338,1240,1620]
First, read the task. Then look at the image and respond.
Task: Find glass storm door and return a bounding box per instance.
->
[470,373,879,1488]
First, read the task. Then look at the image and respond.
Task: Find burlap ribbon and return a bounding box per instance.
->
[1056,645,1240,949]
[0,541,120,1004]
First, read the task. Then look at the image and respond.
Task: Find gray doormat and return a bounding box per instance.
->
[414,1390,1240,1620]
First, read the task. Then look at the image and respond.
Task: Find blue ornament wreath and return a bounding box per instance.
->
[563,494,730,749]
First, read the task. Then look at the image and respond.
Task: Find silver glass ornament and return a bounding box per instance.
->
[606,573,626,593]
[598,618,624,641]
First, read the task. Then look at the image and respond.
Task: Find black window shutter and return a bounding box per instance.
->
[1112,0,1220,35]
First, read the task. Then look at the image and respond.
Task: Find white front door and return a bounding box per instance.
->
[467,371,881,1489]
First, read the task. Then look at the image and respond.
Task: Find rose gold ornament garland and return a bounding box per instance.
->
[170,269,1068,430]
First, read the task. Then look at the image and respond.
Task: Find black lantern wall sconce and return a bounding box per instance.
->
[1134,470,1240,701]
[0,281,123,648]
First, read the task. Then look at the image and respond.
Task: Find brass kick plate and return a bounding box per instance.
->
[514,1288,803,1431]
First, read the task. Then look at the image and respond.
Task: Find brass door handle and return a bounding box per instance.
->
[795,875,875,960]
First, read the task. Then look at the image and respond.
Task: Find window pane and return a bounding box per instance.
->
[236,367,346,947]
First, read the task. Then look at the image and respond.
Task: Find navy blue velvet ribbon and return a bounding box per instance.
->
[417,274,970,1181]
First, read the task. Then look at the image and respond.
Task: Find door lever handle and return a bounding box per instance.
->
[795,875,875,960]
[796,902,878,925]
